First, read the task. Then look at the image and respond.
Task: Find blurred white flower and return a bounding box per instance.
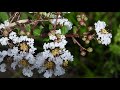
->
[0,37,9,45]
[0,20,9,30]
[95,21,112,45]
[0,63,6,72]
[22,68,33,77]
[51,18,73,30]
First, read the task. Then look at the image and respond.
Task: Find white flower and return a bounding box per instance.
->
[64,20,73,30]
[0,37,9,45]
[26,38,34,46]
[43,70,53,78]
[43,43,50,50]
[54,65,65,76]
[4,20,9,27]
[11,61,18,70]
[25,53,35,64]
[7,47,19,57]
[51,18,73,30]
[60,50,73,61]
[49,35,57,41]
[0,20,9,30]
[22,68,33,77]
[29,47,37,54]
[95,21,112,45]
[19,36,28,42]
[97,32,112,45]
[0,50,7,63]
[9,31,17,40]
[0,63,6,72]
[55,29,61,34]
[95,20,106,33]
[49,42,55,49]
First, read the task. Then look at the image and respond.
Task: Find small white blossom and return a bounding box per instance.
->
[0,20,9,30]
[7,47,19,57]
[54,65,65,76]
[51,18,73,30]
[0,63,6,72]
[9,31,17,40]
[25,53,35,64]
[43,70,53,78]
[95,20,106,33]
[22,68,33,77]
[0,37,9,45]
[95,21,112,45]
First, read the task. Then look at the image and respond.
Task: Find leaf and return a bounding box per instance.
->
[20,12,28,19]
[0,12,9,21]
[33,29,41,36]
[26,24,31,32]
[73,26,78,34]
[79,26,87,35]
[61,26,68,35]
[49,24,53,30]
[43,37,50,42]
[110,44,120,55]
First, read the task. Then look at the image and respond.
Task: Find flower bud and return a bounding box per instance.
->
[87,47,93,52]
[20,30,25,35]
[80,51,86,56]
[88,35,93,40]
[85,40,90,44]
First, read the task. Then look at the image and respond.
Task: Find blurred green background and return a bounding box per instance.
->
[0,12,120,78]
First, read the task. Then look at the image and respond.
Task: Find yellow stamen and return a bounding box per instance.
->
[63,60,69,67]
[101,29,108,34]
[20,42,29,52]
[51,48,60,56]
[19,59,29,67]
[44,61,55,69]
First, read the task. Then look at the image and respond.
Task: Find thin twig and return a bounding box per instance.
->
[72,36,86,50]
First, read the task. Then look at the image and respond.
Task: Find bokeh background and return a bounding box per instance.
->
[0,12,120,78]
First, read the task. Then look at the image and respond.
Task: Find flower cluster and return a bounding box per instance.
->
[95,20,112,45]
[0,12,113,78]
[50,16,73,30]
[0,20,37,77]
[34,29,73,78]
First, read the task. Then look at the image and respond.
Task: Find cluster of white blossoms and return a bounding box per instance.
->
[34,29,73,78]
[95,20,112,45]
[50,15,73,30]
[0,20,37,77]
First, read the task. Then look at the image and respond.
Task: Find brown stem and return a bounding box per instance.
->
[53,12,59,30]
[72,36,86,50]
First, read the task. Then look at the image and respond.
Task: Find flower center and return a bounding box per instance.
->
[51,48,60,56]
[19,42,29,52]
[3,29,9,37]
[101,29,108,34]
[62,60,68,67]
[44,61,55,69]
[19,59,29,67]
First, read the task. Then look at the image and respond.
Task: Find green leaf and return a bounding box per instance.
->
[0,12,9,21]
[33,29,41,36]
[26,24,31,32]
[49,24,53,30]
[73,26,78,34]
[110,44,120,55]
[79,26,87,35]
[43,37,50,42]
[20,12,28,19]
[61,26,68,34]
